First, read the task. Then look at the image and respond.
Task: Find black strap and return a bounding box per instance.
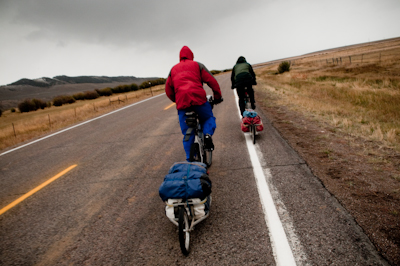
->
[184,127,194,141]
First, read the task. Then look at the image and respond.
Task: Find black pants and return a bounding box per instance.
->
[236,85,255,116]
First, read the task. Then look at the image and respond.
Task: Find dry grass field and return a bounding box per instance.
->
[0,85,165,151]
[254,37,400,264]
[256,38,400,150]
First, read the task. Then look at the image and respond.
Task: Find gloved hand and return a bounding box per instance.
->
[213,97,223,105]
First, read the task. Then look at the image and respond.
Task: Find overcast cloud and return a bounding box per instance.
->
[0,0,399,85]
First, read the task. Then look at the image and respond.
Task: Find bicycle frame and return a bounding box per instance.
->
[185,111,205,160]
[244,88,252,110]
[185,112,212,166]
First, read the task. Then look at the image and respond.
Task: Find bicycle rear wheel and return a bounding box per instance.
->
[204,149,212,167]
[251,125,256,144]
[189,143,201,162]
[178,206,190,255]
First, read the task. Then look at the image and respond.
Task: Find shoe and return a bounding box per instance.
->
[251,104,256,110]
[204,134,214,151]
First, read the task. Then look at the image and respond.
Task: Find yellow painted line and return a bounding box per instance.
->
[0,164,77,216]
[164,103,176,110]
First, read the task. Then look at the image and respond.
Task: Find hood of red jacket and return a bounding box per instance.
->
[179,46,194,61]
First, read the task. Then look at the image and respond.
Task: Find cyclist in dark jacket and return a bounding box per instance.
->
[231,56,256,116]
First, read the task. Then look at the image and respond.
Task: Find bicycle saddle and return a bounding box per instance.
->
[185,112,198,128]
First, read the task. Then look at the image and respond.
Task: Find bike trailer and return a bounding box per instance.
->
[159,162,212,220]
[241,109,264,132]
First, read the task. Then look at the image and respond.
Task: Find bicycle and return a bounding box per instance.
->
[243,89,257,144]
[185,95,221,167]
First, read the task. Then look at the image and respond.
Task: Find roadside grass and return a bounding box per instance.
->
[254,41,400,152]
[0,85,165,151]
[254,40,400,263]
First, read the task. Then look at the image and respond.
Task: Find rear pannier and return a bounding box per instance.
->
[241,110,264,132]
[159,162,211,202]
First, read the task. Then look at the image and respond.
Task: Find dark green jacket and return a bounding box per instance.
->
[231,56,256,89]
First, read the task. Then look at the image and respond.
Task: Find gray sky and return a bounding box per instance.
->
[0,0,399,86]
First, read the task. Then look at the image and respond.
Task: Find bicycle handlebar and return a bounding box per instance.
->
[207,95,223,108]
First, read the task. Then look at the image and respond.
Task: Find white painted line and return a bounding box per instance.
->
[0,93,165,157]
[234,90,296,266]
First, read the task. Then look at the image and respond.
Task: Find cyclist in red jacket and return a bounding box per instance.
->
[165,46,223,161]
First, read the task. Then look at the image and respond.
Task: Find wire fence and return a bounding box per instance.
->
[254,38,400,69]
[0,86,165,150]
[295,46,400,66]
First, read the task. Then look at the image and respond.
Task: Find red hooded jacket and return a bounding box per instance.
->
[165,46,222,110]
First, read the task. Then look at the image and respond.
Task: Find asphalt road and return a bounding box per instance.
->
[0,73,389,265]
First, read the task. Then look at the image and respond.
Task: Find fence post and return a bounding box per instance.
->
[361,54,364,63]
[74,108,77,118]
[349,56,352,64]
[48,114,51,128]
[12,123,16,137]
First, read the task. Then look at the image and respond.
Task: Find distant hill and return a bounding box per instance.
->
[7,75,155,87]
[0,75,162,110]
[9,77,63,87]
[53,75,145,84]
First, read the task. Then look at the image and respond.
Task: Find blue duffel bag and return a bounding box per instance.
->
[159,162,212,201]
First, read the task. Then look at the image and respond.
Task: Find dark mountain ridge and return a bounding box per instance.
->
[7,75,155,87]
[0,75,163,110]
